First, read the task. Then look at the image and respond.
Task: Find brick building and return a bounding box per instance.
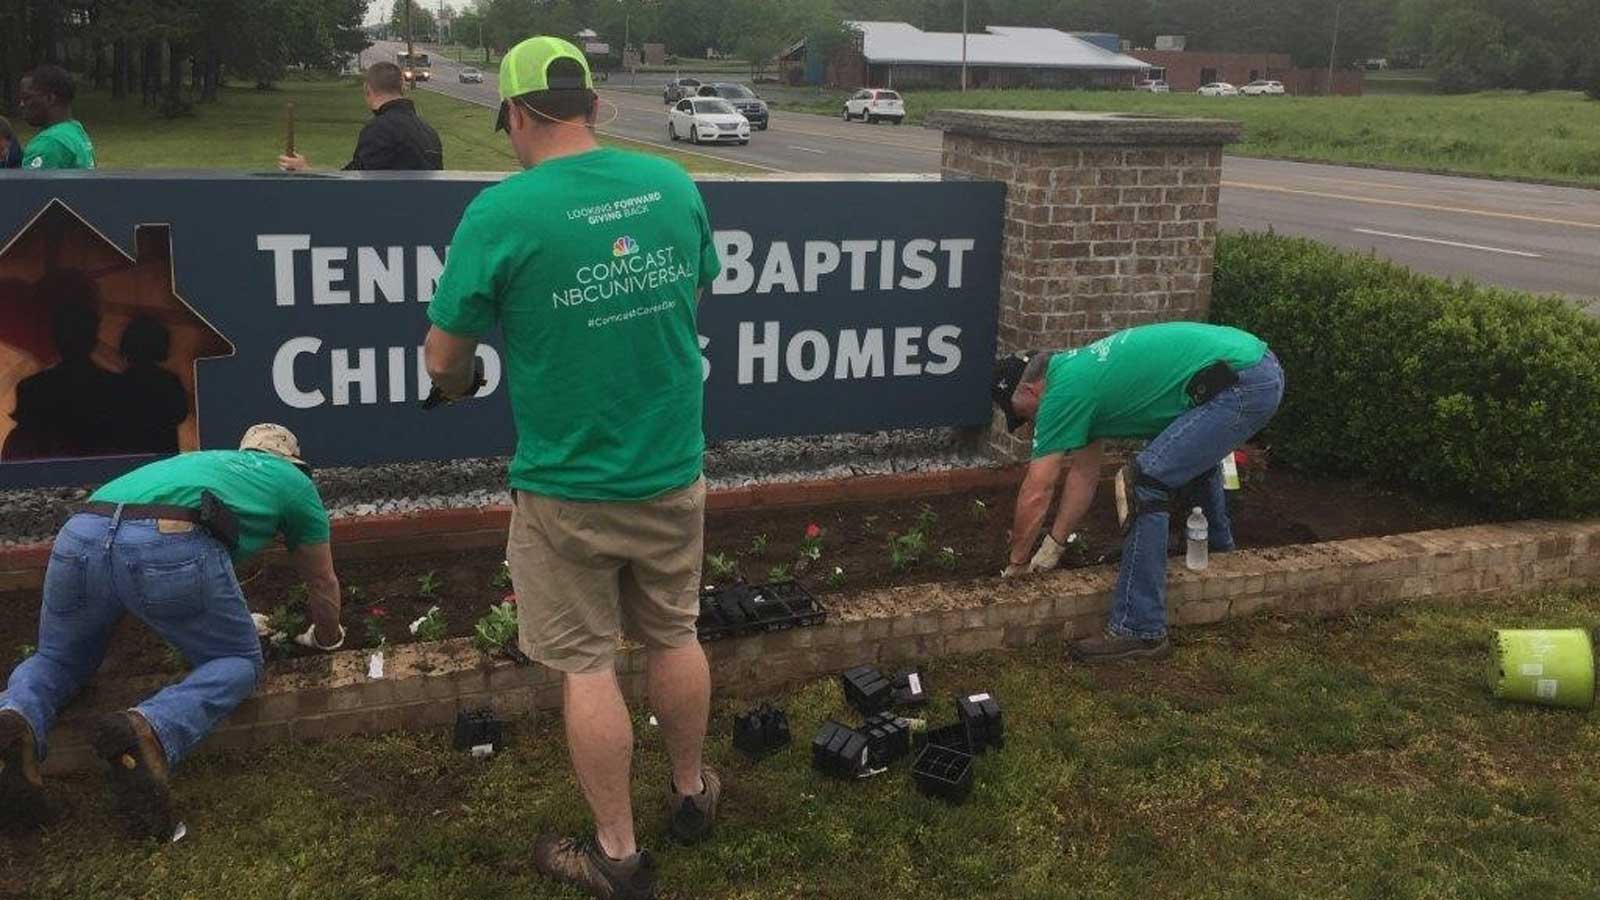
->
[1133,50,1363,96]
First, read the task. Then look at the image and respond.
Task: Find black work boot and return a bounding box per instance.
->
[666,766,722,843]
[1069,630,1173,664]
[0,709,49,829]
[533,833,658,900]
[92,709,175,841]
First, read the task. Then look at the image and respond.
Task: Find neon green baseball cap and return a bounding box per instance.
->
[495,36,594,131]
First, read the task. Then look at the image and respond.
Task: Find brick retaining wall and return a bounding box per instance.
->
[37,519,1600,774]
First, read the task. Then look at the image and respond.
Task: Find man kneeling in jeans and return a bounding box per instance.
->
[993,322,1285,663]
[0,424,345,837]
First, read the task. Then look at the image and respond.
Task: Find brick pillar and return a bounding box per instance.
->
[926,110,1243,459]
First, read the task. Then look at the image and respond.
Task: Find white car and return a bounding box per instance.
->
[459,67,483,84]
[1197,82,1238,96]
[1135,79,1170,93]
[843,89,905,124]
[668,97,751,145]
[1240,80,1285,96]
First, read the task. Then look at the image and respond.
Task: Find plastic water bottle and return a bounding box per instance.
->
[1185,507,1209,571]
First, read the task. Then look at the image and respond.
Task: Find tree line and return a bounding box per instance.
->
[0,0,370,112]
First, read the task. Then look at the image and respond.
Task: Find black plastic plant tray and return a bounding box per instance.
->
[733,703,792,758]
[841,666,894,715]
[453,707,504,752]
[861,711,912,767]
[696,582,827,642]
[811,719,870,778]
[957,692,1004,753]
[912,745,974,804]
[919,723,971,754]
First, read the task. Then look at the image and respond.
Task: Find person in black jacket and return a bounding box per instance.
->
[277,62,443,172]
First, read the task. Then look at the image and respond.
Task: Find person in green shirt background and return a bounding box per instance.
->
[17,64,94,170]
[424,35,720,900]
[992,322,1285,664]
[0,425,345,840]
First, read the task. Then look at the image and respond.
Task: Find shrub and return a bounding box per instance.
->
[1211,232,1600,518]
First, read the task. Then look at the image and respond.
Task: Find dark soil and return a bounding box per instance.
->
[0,462,1488,681]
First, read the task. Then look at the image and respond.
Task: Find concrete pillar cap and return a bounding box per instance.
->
[925,110,1244,146]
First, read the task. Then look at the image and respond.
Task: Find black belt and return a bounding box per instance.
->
[80,489,241,553]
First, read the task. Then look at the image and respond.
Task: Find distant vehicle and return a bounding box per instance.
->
[668,97,751,145]
[459,67,483,84]
[843,89,905,124]
[663,77,702,104]
[1240,80,1285,96]
[697,83,768,130]
[397,51,432,82]
[1197,82,1238,96]
[1135,79,1170,93]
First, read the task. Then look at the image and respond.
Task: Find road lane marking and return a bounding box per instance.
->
[789,146,826,154]
[1226,181,1600,229]
[1351,228,1544,258]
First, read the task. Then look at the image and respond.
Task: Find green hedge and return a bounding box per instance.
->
[1210,232,1600,518]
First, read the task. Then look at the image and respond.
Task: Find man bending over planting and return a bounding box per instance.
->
[993,323,1284,664]
[422,36,722,900]
[0,424,345,839]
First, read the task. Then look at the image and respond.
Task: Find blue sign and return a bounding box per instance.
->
[0,172,1003,488]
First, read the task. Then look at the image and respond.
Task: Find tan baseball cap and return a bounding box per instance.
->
[239,423,308,469]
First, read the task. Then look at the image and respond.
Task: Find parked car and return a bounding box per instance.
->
[843,88,905,124]
[459,67,483,84]
[1135,79,1170,93]
[1240,79,1285,96]
[668,97,751,145]
[663,78,702,104]
[697,82,769,130]
[1197,82,1239,96]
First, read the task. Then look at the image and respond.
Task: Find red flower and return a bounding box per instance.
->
[1233,450,1250,467]
[804,523,822,540]
[503,594,518,605]
[368,606,387,618]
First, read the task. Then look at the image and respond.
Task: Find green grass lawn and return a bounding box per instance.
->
[776,87,1600,186]
[6,588,1600,899]
[9,76,752,174]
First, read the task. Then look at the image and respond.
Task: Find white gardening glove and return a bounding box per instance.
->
[1029,534,1067,573]
[295,623,346,652]
[251,613,273,637]
[1001,563,1027,579]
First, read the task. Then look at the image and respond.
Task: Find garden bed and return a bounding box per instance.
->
[0,462,1487,683]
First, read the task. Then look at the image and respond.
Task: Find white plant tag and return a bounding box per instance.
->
[367,652,385,680]
[1222,452,1241,490]
[1520,663,1544,677]
[967,693,991,703]
[1536,679,1559,700]
[470,743,495,759]
[171,822,189,843]
[907,673,923,695]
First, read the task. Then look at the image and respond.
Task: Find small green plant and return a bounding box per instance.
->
[888,529,928,571]
[286,582,309,604]
[826,566,846,589]
[796,523,824,569]
[970,498,990,521]
[744,533,769,557]
[936,546,959,570]
[491,561,513,591]
[409,605,447,642]
[266,603,306,639]
[767,562,792,582]
[345,584,366,604]
[915,503,939,533]
[862,514,879,532]
[363,605,389,648]
[473,600,519,652]
[16,643,36,663]
[416,571,441,598]
[706,552,739,582]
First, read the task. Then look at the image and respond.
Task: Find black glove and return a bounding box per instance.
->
[421,358,487,410]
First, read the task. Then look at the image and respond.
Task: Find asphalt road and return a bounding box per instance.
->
[400,45,1599,302]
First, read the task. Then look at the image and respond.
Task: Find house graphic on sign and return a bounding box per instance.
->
[0,200,233,462]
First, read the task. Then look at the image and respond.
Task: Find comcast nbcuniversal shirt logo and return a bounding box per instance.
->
[553,235,696,313]
[613,236,640,258]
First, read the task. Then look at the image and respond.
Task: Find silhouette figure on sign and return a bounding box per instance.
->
[113,315,187,455]
[4,277,123,460]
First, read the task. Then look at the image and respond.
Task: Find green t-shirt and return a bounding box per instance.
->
[91,450,331,560]
[22,120,94,170]
[428,147,720,502]
[1032,322,1268,458]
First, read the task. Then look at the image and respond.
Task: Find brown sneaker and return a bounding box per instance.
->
[91,709,175,841]
[1069,630,1173,665]
[666,766,721,843]
[532,833,658,900]
[0,709,48,829]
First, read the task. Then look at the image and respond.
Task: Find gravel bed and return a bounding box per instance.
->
[0,429,996,547]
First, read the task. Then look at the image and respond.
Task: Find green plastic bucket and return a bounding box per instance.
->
[1487,629,1596,710]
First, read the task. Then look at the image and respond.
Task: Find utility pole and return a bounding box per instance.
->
[960,0,968,92]
[1326,0,1341,97]
[405,0,414,92]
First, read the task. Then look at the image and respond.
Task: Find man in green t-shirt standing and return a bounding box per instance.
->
[993,322,1284,664]
[16,65,94,170]
[423,36,721,900]
[0,425,345,838]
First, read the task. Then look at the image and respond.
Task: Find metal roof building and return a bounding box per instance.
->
[836,22,1149,89]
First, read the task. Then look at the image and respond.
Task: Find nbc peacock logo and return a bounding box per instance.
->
[612,236,639,258]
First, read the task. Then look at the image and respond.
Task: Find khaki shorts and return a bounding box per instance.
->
[507,477,705,674]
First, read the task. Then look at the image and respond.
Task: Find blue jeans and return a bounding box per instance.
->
[0,512,262,767]
[1109,352,1286,639]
